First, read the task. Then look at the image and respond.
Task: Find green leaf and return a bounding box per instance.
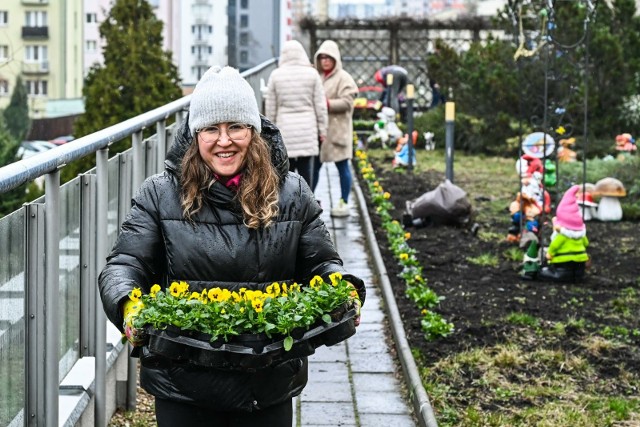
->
[284,336,293,351]
[322,314,332,324]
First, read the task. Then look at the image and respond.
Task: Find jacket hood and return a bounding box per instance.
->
[165,113,290,183]
[314,40,344,76]
[279,40,313,67]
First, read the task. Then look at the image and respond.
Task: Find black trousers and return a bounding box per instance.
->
[289,156,314,190]
[155,397,293,427]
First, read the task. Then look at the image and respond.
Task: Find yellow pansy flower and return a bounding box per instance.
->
[329,272,343,286]
[129,287,142,302]
[150,284,161,298]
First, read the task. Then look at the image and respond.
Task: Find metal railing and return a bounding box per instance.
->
[0,58,277,427]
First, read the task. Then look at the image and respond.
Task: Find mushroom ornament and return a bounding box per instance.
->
[594,177,626,222]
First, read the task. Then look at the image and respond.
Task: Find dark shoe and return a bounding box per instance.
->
[539,265,585,283]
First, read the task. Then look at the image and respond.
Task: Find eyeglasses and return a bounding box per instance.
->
[198,123,252,143]
[318,55,333,61]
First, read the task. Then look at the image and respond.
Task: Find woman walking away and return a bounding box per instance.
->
[98,66,365,427]
[313,40,358,218]
[266,39,328,189]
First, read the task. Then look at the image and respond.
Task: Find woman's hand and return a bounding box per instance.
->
[122,299,146,347]
[347,282,362,327]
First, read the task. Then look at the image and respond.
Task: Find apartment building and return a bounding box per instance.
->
[0,0,83,118]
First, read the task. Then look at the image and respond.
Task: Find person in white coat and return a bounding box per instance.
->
[266,40,328,189]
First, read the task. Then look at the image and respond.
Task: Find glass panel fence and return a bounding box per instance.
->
[0,208,26,426]
[58,178,81,379]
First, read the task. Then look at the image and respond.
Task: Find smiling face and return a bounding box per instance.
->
[197,122,252,177]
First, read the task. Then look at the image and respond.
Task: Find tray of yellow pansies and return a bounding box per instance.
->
[130,276,359,371]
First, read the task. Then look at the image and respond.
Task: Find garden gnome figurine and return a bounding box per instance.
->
[520,239,541,280]
[539,185,589,283]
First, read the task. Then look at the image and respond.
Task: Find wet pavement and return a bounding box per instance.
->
[292,163,417,426]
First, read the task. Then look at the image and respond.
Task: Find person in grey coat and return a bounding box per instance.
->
[266,40,328,189]
[98,66,365,426]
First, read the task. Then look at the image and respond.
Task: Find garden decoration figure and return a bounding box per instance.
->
[557,137,577,162]
[539,185,589,283]
[313,40,359,218]
[374,65,408,115]
[98,65,365,426]
[265,39,328,189]
[576,184,598,221]
[507,186,543,243]
[615,133,636,153]
[424,131,435,151]
[392,130,418,168]
[368,106,402,149]
[594,177,626,222]
[520,239,541,280]
[515,154,555,188]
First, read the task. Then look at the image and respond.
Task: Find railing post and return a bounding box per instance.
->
[45,170,61,426]
[157,120,167,174]
[95,149,108,427]
[80,174,97,356]
[25,203,46,426]
[132,131,145,192]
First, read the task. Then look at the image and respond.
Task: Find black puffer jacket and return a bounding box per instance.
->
[98,115,365,411]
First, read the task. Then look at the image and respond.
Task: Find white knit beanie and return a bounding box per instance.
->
[188,66,262,137]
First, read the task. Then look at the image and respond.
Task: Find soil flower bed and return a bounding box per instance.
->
[130,273,358,351]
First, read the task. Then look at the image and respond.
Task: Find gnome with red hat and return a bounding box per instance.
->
[539,185,590,283]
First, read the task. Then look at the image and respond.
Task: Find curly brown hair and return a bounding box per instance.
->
[180,131,280,228]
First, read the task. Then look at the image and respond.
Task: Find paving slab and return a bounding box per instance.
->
[294,165,416,426]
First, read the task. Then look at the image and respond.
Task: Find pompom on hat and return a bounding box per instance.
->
[188,66,261,137]
[554,185,585,231]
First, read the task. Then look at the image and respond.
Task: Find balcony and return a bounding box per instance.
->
[21,0,48,4]
[193,57,209,67]
[194,0,210,4]
[22,26,49,39]
[193,36,209,45]
[22,61,49,74]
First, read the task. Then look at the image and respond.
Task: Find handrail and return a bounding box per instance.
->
[0,57,278,195]
[0,96,190,194]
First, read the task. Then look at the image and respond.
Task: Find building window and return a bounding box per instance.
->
[86,40,97,52]
[26,80,47,96]
[25,11,47,27]
[240,50,248,63]
[86,13,97,23]
[239,32,248,47]
[240,15,248,28]
[0,79,8,95]
[240,0,249,8]
[25,45,47,62]
[0,45,8,61]
[0,11,8,26]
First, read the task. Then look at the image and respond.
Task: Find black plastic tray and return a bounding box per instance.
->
[134,307,357,371]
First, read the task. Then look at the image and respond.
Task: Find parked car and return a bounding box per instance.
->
[16,140,56,160]
[353,85,383,120]
[49,135,75,145]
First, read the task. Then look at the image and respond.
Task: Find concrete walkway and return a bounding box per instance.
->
[292,164,417,427]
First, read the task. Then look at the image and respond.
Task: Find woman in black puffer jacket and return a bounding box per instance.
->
[98,66,365,426]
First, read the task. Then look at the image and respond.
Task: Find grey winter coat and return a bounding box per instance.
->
[313,40,359,163]
[98,115,365,412]
[266,40,328,158]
